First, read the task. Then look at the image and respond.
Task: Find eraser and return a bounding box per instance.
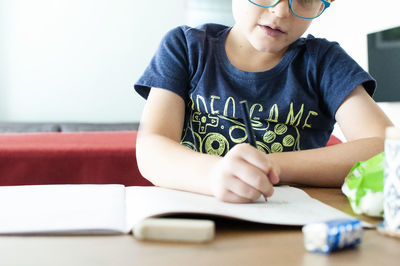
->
[133,218,215,243]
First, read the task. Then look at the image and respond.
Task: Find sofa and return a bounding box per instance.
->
[0,122,153,187]
[0,122,342,187]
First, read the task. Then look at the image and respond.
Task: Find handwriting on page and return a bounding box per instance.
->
[125,185,358,227]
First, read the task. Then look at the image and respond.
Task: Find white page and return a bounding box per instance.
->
[0,184,127,234]
[125,186,366,230]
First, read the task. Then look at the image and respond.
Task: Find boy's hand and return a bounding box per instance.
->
[208,143,280,203]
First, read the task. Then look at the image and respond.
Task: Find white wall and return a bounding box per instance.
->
[0,0,7,120]
[186,0,234,27]
[0,0,399,122]
[306,0,400,71]
[0,0,185,122]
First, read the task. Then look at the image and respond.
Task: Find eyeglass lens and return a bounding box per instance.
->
[249,0,325,18]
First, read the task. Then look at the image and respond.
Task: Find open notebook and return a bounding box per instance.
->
[0,184,365,234]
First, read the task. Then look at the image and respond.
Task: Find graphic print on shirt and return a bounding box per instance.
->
[181,94,319,156]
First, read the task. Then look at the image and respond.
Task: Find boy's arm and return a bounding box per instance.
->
[271,85,393,187]
[136,87,212,194]
[136,87,279,202]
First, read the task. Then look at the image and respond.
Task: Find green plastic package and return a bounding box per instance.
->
[342,152,384,217]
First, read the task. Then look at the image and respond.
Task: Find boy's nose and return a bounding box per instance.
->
[269,0,291,18]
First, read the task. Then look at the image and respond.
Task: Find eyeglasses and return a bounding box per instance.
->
[248,0,333,19]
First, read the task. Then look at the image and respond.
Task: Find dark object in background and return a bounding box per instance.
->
[368,25,400,102]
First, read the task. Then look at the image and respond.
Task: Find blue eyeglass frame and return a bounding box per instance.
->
[248,0,331,19]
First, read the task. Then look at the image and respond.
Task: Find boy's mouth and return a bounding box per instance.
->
[259,24,286,38]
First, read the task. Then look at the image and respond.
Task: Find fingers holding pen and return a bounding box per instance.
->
[239,143,281,186]
[229,144,280,197]
[209,143,281,203]
[239,100,280,186]
[214,175,262,203]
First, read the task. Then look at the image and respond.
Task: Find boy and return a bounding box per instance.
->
[134,0,393,203]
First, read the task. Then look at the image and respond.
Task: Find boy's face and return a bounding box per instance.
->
[232,0,314,55]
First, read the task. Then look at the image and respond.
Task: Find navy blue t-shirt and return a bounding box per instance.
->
[135,24,375,156]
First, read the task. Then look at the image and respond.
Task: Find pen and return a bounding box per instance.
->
[240,100,267,202]
[240,100,257,148]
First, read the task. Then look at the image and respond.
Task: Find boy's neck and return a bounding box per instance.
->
[225,26,287,73]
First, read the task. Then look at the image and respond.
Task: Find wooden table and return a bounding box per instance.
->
[0,188,398,266]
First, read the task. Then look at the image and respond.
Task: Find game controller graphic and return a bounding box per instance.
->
[181,111,301,156]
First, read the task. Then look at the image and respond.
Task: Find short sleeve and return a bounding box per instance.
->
[316,41,376,118]
[134,26,190,100]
